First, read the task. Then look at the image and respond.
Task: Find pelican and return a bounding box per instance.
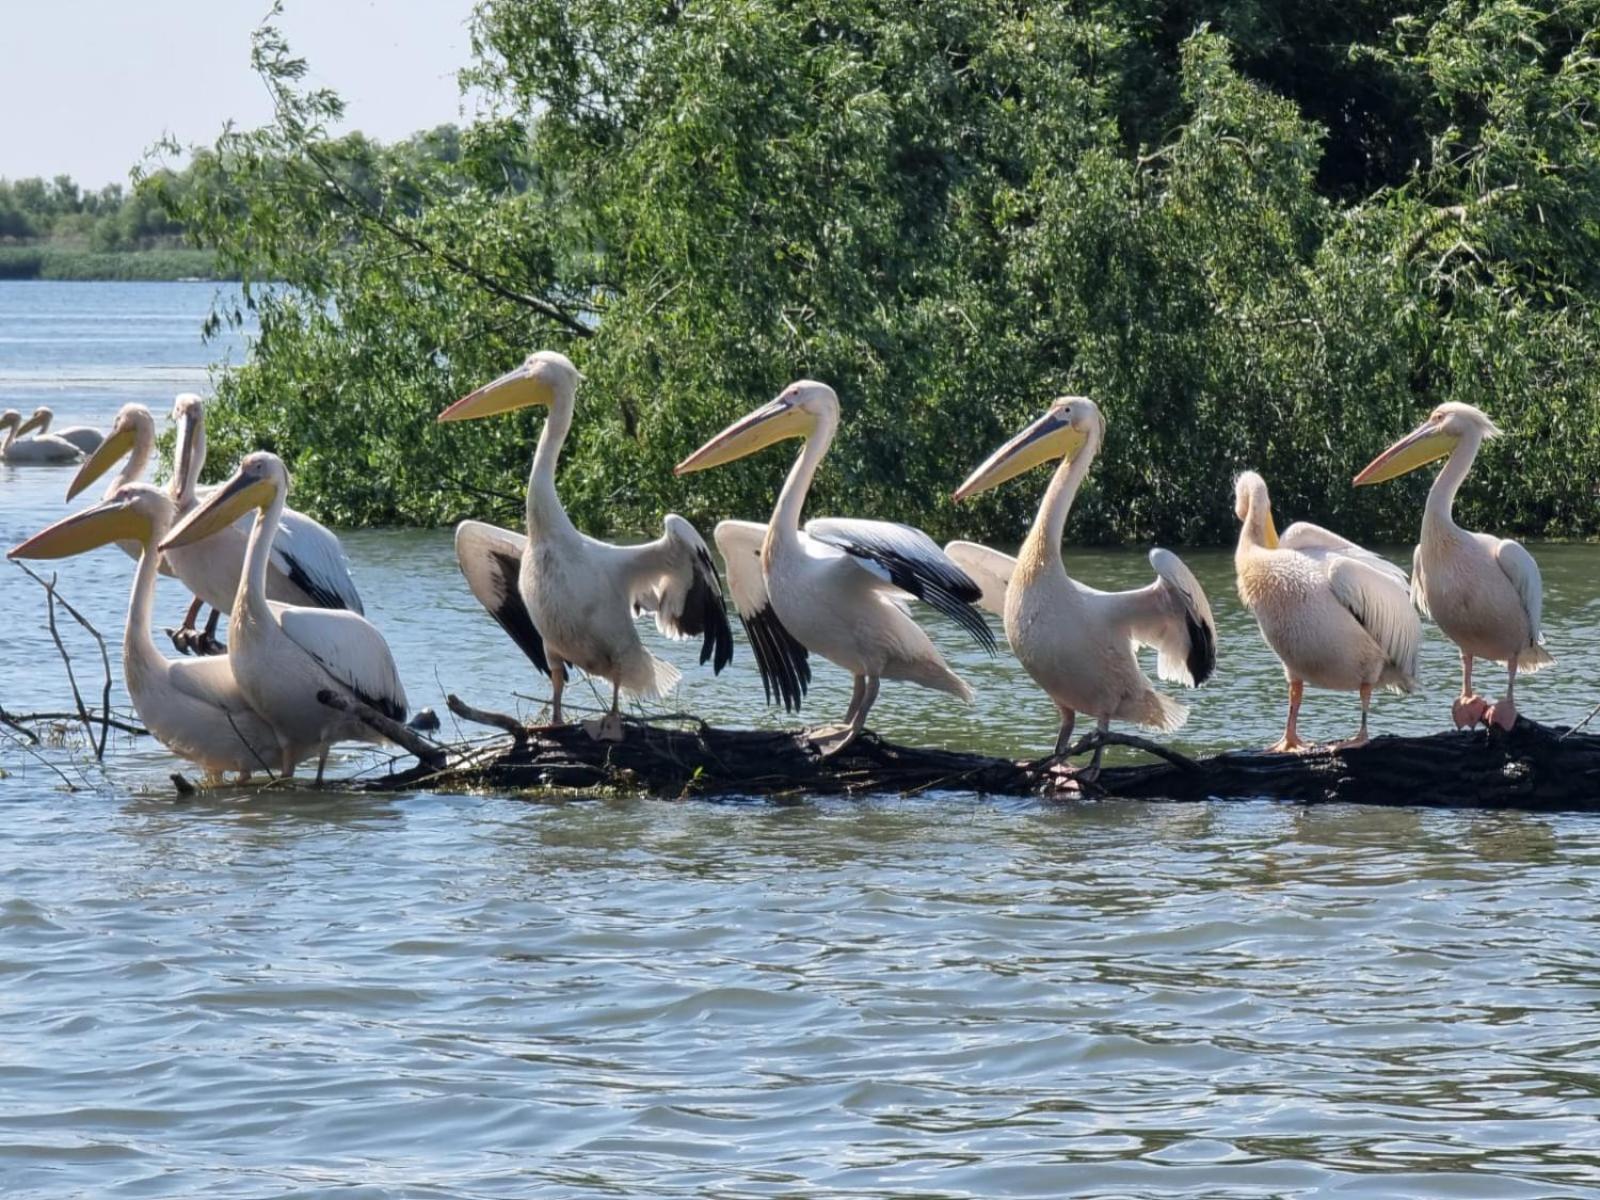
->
[158,393,364,654]
[65,403,161,565]
[1,409,82,464]
[1234,471,1421,751]
[9,483,282,783]
[674,380,995,754]
[1354,402,1551,729]
[16,406,104,455]
[945,396,1216,775]
[438,351,733,740]
[159,452,407,781]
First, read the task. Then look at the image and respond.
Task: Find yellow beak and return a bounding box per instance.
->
[953,410,1088,501]
[674,398,814,475]
[160,471,274,550]
[9,497,149,560]
[15,411,48,439]
[438,363,556,422]
[1353,423,1459,485]
[66,425,137,501]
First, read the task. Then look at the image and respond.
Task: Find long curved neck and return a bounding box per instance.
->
[123,531,164,682]
[1017,437,1097,583]
[172,417,206,507]
[526,384,579,540]
[1424,430,1481,533]
[1,422,15,451]
[1237,492,1275,556]
[241,486,286,621]
[769,409,834,550]
[115,427,155,494]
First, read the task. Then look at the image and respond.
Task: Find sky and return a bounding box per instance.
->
[1,1,480,189]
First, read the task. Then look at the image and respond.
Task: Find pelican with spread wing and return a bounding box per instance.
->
[945,396,1215,774]
[1354,402,1550,730]
[439,351,733,741]
[1234,471,1420,751]
[16,406,103,455]
[675,380,995,754]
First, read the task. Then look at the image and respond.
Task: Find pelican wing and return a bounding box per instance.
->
[1410,544,1430,620]
[454,520,549,677]
[1280,522,1408,587]
[942,541,1014,617]
[806,518,996,651]
[1124,548,1217,686]
[624,514,735,673]
[1326,556,1421,684]
[278,607,408,721]
[1494,538,1545,644]
[714,520,810,712]
[270,508,364,613]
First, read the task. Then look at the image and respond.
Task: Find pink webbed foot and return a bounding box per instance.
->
[1267,733,1309,754]
[1485,696,1518,731]
[1451,695,1489,730]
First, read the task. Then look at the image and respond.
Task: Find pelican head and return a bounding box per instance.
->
[160,451,286,551]
[673,381,838,475]
[66,403,155,501]
[10,483,169,561]
[1233,470,1279,548]
[15,406,52,438]
[1353,402,1502,486]
[952,396,1103,501]
[438,351,582,422]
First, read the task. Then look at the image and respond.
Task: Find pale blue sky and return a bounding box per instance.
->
[3,1,479,188]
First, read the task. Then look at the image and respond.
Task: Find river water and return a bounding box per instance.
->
[1,280,1599,1197]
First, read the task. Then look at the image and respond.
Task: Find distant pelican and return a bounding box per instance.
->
[675,380,994,754]
[1354,402,1551,729]
[16,406,103,455]
[1234,471,1420,751]
[1,409,82,464]
[946,396,1215,775]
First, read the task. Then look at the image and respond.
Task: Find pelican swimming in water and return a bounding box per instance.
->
[9,483,282,782]
[439,351,733,740]
[675,380,994,754]
[1354,402,1551,730]
[1234,471,1421,751]
[159,452,406,781]
[945,396,1215,775]
[16,406,104,455]
[1,409,83,464]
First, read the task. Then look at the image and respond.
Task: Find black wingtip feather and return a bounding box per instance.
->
[486,547,550,677]
[284,555,360,613]
[1186,610,1216,686]
[741,603,809,712]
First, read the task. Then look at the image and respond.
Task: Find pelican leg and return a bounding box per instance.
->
[1452,653,1489,729]
[1486,661,1519,731]
[1268,679,1308,753]
[548,660,567,725]
[1332,683,1372,750]
[583,680,626,742]
[812,675,874,757]
[196,608,227,657]
[315,748,330,785]
[1053,707,1077,758]
[169,595,206,655]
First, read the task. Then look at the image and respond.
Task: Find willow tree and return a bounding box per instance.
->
[149,0,1600,544]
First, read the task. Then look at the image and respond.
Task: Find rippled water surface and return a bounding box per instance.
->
[3,281,1600,1197]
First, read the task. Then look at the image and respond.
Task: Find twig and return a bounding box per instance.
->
[0,727,81,792]
[0,707,42,744]
[1560,700,1600,741]
[16,565,98,756]
[1055,729,1201,773]
[316,690,446,768]
[0,709,146,737]
[446,694,528,746]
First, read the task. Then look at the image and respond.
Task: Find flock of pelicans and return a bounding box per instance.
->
[4,350,1550,786]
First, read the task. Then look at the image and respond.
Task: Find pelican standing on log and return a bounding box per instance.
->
[10,484,282,782]
[16,406,104,455]
[1234,471,1421,751]
[945,397,1215,775]
[159,452,407,781]
[1,409,82,464]
[674,380,995,754]
[1354,402,1551,729]
[438,351,733,741]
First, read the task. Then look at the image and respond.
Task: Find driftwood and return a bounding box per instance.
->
[359,700,1600,811]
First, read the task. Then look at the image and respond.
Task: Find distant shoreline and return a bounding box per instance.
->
[0,244,231,282]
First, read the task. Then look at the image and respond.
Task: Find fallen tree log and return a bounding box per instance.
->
[358,701,1600,810]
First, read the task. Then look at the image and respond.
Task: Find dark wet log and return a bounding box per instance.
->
[316,690,447,769]
[360,707,1600,811]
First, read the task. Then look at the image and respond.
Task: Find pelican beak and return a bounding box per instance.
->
[172,407,200,501]
[1353,422,1459,485]
[9,496,147,560]
[160,470,273,550]
[66,425,136,501]
[953,409,1088,501]
[15,411,47,439]
[438,362,555,422]
[674,397,813,475]
[1263,512,1279,549]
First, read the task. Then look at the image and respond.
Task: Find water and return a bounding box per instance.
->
[2,280,1599,1197]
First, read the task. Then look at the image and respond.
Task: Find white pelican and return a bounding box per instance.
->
[159,452,407,781]
[66,403,160,565]
[16,406,104,455]
[1234,471,1421,751]
[438,351,733,740]
[674,380,995,754]
[945,396,1215,774]
[9,483,283,783]
[1,409,82,464]
[159,393,364,654]
[1353,402,1551,729]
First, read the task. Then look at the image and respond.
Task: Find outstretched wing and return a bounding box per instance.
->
[1326,556,1421,685]
[942,541,1014,618]
[806,517,996,651]
[279,607,408,721]
[714,520,810,712]
[270,507,364,613]
[1124,548,1217,687]
[454,519,549,677]
[624,513,734,673]
[1494,537,1544,646]
[1280,521,1408,588]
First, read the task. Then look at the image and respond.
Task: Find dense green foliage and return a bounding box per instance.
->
[157,0,1600,543]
